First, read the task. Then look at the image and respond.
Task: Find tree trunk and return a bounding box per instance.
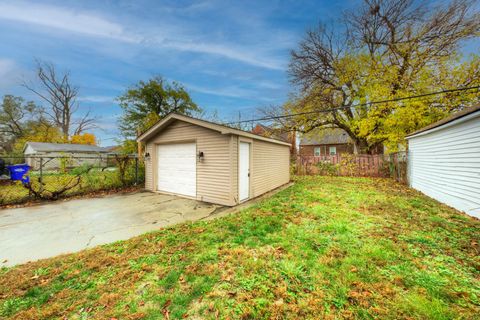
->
[353,138,369,155]
[289,131,297,157]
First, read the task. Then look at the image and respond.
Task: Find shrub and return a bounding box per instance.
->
[339,154,359,176]
[70,163,95,175]
[315,161,339,176]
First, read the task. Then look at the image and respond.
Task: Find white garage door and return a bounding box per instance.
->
[157,142,196,197]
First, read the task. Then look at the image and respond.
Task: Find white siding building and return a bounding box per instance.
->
[24,142,111,170]
[406,105,480,218]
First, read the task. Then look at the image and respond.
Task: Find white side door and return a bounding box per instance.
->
[239,142,250,201]
[157,142,196,197]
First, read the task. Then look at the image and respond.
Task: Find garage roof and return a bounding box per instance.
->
[137,113,292,146]
[406,104,480,139]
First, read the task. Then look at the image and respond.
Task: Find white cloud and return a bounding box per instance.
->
[256,80,284,90]
[199,70,285,89]
[0,58,22,89]
[0,1,286,70]
[0,1,138,42]
[162,40,284,70]
[77,95,116,103]
[187,83,257,99]
[187,83,278,102]
[0,59,15,76]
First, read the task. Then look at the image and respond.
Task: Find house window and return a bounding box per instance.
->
[314,147,321,156]
[329,146,337,155]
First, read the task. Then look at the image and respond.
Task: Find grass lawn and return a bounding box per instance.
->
[0,176,479,319]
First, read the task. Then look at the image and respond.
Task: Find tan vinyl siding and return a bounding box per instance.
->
[143,117,291,206]
[230,135,239,204]
[144,120,235,206]
[250,139,290,198]
[144,143,155,191]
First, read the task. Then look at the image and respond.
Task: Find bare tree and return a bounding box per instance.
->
[24,61,96,141]
[255,105,298,156]
[348,0,480,93]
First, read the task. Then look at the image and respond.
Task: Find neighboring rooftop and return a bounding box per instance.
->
[300,128,352,145]
[24,142,109,153]
[104,145,122,152]
[251,123,290,142]
[406,104,480,138]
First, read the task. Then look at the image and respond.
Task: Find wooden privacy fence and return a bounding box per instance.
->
[296,152,408,183]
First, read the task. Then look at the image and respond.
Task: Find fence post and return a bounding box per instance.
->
[135,156,139,185]
[39,157,44,192]
[396,153,401,182]
[39,157,43,182]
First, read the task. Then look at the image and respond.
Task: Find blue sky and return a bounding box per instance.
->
[0,0,478,145]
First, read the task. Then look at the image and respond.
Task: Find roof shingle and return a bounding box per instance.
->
[300,128,352,145]
[25,142,109,153]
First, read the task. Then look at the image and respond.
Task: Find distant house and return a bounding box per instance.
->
[24,142,111,170]
[300,128,354,156]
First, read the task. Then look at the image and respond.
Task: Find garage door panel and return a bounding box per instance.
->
[157,143,196,197]
[158,161,195,169]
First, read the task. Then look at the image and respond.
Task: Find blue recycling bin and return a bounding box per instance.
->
[7,164,30,184]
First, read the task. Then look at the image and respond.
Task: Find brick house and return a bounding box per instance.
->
[300,128,386,156]
[300,128,354,156]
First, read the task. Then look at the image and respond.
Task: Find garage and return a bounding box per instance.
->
[157,142,196,197]
[137,113,291,206]
[406,104,480,218]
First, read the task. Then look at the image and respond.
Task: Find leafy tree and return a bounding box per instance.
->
[1,93,97,153]
[118,76,200,138]
[71,133,97,145]
[120,139,138,154]
[0,95,39,137]
[13,122,63,153]
[0,95,41,152]
[286,0,480,153]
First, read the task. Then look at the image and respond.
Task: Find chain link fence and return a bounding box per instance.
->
[0,154,144,206]
[295,152,408,183]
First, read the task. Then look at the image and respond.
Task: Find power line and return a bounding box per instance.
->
[225,85,480,124]
[134,85,480,138]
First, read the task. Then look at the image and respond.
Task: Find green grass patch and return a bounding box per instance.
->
[0,176,478,319]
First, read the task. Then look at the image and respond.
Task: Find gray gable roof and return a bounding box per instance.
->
[300,128,352,145]
[25,142,109,153]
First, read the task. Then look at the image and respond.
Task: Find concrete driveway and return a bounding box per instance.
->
[0,192,222,266]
